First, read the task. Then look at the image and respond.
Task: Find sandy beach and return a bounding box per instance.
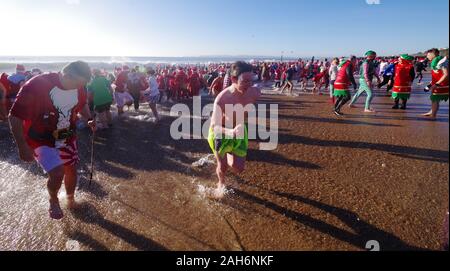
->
[0,74,448,251]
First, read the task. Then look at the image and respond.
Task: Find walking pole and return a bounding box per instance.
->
[89,117,96,187]
[89,129,95,187]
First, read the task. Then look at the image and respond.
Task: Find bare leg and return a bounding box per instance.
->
[149,103,160,122]
[47,165,65,219]
[63,164,78,209]
[98,112,107,128]
[215,153,228,189]
[106,110,112,125]
[227,154,246,174]
[118,106,124,116]
[431,101,440,119]
[422,101,439,117]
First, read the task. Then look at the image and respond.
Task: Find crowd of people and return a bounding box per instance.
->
[1,50,445,123]
[0,48,448,222]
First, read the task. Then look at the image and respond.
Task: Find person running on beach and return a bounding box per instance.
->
[415,58,428,85]
[391,54,416,110]
[0,73,9,121]
[303,59,316,92]
[378,58,388,78]
[328,58,339,104]
[114,66,134,115]
[188,68,202,97]
[333,56,358,116]
[175,68,189,100]
[208,61,261,198]
[349,51,381,113]
[6,65,27,112]
[312,64,327,95]
[210,72,224,96]
[280,64,296,95]
[273,66,282,89]
[88,69,114,129]
[127,68,143,111]
[422,48,449,119]
[378,60,396,96]
[143,69,161,123]
[8,61,96,220]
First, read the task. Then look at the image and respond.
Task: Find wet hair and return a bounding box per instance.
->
[230,61,253,78]
[427,48,440,56]
[62,61,92,81]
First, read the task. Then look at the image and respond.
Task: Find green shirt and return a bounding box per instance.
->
[88,76,113,106]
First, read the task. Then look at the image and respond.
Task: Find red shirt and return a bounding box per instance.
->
[115,71,129,92]
[211,77,224,92]
[10,73,87,149]
[157,75,166,90]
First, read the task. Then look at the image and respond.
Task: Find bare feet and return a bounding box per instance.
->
[207,183,227,200]
[49,200,64,220]
[364,108,376,113]
[66,195,79,210]
[422,111,433,117]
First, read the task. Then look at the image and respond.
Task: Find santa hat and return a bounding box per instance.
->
[16,64,26,73]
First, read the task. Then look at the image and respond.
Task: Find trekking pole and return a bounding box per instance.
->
[89,115,96,187]
[89,129,95,187]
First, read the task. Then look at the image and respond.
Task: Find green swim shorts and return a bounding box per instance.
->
[208,125,248,158]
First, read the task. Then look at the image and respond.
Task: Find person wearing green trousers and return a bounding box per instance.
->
[349,51,381,113]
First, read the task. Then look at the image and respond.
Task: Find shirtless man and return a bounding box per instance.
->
[208,61,261,198]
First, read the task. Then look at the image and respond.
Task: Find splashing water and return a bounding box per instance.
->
[128,114,155,122]
[197,184,234,200]
[192,154,216,168]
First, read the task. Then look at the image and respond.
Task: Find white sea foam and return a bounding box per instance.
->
[192,154,216,168]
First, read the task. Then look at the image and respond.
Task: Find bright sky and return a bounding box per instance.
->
[0,0,448,57]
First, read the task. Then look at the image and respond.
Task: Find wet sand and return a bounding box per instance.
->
[0,74,448,251]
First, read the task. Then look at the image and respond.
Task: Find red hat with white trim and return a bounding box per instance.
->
[16,64,26,73]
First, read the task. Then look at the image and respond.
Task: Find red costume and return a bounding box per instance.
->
[188,71,201,97]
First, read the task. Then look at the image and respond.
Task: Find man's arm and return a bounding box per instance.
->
[210,100,236,139]
[436,67,449,85]
[79,103,93,120]
[373,63,381,83]
[8,115,34,162]
[79,103,97,131]
[363,62,371,85]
